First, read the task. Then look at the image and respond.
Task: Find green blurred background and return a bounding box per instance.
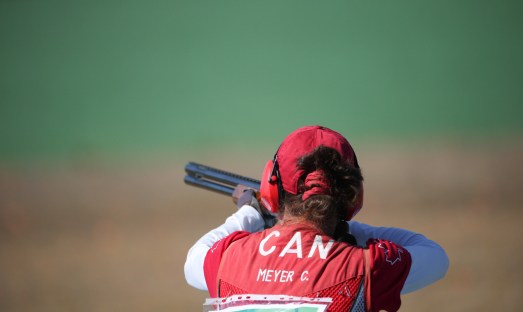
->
[1,1,522,311]
[1,0,521,163]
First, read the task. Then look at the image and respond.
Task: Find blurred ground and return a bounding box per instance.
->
[1,138,522,312]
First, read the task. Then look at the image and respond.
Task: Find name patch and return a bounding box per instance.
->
[257,268,294,282]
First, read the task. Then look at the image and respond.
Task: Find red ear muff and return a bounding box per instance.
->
[346,183,364,220]
[260,160,280,214]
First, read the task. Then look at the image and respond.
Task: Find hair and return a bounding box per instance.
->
[281,146,363,242]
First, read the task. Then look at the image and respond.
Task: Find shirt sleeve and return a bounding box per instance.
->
[367,238,412,311]
[184,205,265,291]
[349,221,449,294]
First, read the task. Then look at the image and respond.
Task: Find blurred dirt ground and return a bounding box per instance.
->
[1,138,522,312]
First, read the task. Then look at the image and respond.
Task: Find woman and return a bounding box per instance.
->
[185,125,449,311]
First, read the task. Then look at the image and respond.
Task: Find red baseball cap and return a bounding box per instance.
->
[277,125,359,195]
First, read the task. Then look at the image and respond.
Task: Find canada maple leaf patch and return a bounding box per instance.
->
[377,240,404,266]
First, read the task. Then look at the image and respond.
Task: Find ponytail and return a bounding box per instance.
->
[281,146,363,242]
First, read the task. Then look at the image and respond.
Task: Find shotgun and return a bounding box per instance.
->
[184,162,261,204]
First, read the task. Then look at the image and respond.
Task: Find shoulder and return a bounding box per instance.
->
[366,238,412,311]
[367,238,410,267]
[208,231,252,256]
[203,230,252,297]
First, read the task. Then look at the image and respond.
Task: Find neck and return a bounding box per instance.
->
[280,215,335,236]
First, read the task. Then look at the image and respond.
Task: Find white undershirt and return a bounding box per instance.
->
[184,205,449,295]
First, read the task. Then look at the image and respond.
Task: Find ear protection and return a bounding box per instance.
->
[259,152,365,220]
[348,181,364,220]
[347,153,364,220]
[259,155,283,214]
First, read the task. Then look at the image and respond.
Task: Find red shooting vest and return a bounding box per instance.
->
[204,223,411,312]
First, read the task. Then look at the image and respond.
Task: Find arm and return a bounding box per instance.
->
[184,205,265,290]
[348,221,449,294]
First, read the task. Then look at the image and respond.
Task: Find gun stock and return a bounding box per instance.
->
[184,162,261,204]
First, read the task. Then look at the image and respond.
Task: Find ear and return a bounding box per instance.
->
[260,160,280,214]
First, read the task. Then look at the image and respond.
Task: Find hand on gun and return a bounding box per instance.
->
[184,162,277,229]
[235,187,277,229]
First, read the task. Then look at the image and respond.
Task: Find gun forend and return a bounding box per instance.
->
[184,162,261,198]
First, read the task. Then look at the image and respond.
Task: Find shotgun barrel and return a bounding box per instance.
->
[184,162,261,197]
